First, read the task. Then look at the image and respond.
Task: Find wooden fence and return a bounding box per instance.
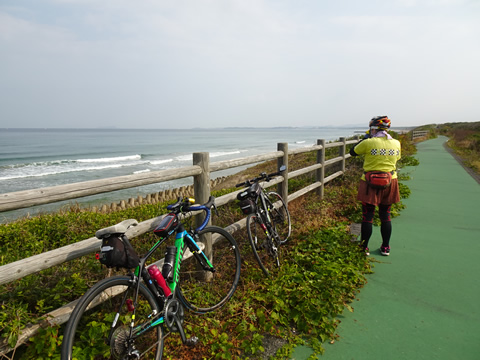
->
[412,130,429,140]
[0,137,358,355]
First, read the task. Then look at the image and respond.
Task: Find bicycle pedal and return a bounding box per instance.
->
[130,350,141,359]
[185,336,199,347]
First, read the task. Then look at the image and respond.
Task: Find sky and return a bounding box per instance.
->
[1,0,479,129]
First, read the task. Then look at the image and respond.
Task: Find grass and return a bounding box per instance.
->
[437,121,480,176]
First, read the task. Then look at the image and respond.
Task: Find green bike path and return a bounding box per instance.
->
[292,136,480,360]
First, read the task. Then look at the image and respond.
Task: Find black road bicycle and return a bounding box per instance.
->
[236,166,291,276]
[61,196,241,360]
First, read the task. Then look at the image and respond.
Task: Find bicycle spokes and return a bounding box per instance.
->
[177,226,241,313]
[247,214,282,276]
[62,277,164,360]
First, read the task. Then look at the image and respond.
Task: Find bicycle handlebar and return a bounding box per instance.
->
[166,196,216,231]
[167,196,215,213]
[235,168,284,188]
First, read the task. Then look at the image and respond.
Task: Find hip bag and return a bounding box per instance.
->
[364,171,394,190]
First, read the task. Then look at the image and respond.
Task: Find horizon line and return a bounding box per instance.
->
[0,125,418,131]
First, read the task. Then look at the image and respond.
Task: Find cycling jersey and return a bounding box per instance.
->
[352,137,401,179]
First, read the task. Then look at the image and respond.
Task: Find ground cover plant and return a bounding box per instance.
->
[0,132,418,359]
[437,121,480,176]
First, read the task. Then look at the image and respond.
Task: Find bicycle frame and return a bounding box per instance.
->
[170,226,215,294]
[256,193,273,235]
[236,165,291,277]
[124,201,215,343]
[62,195,242,359]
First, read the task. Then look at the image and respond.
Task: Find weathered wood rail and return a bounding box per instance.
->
[412,130,429,140]
[0,137,358,355]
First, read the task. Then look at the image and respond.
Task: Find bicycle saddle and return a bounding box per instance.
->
[95,219,138,239]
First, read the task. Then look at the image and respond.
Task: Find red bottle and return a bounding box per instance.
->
[148,265,172,298]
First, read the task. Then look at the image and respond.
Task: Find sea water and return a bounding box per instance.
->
[0,127,362,221]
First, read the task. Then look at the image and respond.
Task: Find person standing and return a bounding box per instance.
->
[349,116,401,256]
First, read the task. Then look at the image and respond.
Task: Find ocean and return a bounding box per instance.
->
[0,127,362,221]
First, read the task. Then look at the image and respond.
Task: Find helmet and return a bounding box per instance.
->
[369,116,391,130]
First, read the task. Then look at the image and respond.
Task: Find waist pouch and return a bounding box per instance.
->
[364,171,394,189]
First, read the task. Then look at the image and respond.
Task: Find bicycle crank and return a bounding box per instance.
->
[164,298,186,338]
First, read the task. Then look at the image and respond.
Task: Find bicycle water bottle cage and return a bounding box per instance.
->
[154,214,179,238]
[237,183,261,201]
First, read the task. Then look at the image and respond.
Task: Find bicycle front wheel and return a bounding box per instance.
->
[266,191,291,245]
[61,276,164,360]
[246,213,281,277]
[177,226,241,313]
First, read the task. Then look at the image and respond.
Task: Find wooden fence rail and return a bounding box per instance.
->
[412,130,429,140]
[0,137,357,355]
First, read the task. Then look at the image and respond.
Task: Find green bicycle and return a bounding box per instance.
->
[61,196,241,359]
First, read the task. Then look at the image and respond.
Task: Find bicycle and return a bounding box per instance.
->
[236,165,291,276]
[61,196,241,360]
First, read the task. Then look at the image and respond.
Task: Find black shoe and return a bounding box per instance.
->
[380,246,390,256]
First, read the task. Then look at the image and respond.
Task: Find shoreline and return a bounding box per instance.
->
[0,165,258,224]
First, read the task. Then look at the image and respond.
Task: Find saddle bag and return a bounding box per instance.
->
[96,235,140,269]
[238,198,256,215]
[364,171,393,189]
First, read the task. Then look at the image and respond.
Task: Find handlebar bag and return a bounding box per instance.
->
[96,235,140,269]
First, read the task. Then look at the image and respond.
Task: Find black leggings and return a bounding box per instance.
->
[361,203,392,248]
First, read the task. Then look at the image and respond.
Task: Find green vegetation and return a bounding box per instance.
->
[437,121,480,175]
[1,133,417,359]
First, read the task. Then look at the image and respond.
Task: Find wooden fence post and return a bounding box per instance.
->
[277,142,288,205]
[316,139,325,198]
[339,137,346,173]
[193,152,212,260]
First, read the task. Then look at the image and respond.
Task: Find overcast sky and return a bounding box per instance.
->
[1,0,479,129]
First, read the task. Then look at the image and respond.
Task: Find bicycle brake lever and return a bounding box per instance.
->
[213,203,219,217]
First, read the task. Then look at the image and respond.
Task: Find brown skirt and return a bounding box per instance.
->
[357,179,400,206]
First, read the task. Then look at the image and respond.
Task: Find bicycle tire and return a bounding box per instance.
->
[246,213,281,276]
[61,275,164,360]
[265,191,291,245]
[177,226,241,313]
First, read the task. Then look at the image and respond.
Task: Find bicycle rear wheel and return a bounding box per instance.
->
[246,213,282,277]
[177,226,241,313]
[61,276,164,360]
[266,191,291,244]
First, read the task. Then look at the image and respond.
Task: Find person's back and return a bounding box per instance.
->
[354,136,401,175]
[349,116,401,256]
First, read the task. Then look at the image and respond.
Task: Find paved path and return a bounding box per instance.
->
[292,136,480,360]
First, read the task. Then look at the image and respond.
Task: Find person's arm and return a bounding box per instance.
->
[349,131,370,157]
[350,145,359,157]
